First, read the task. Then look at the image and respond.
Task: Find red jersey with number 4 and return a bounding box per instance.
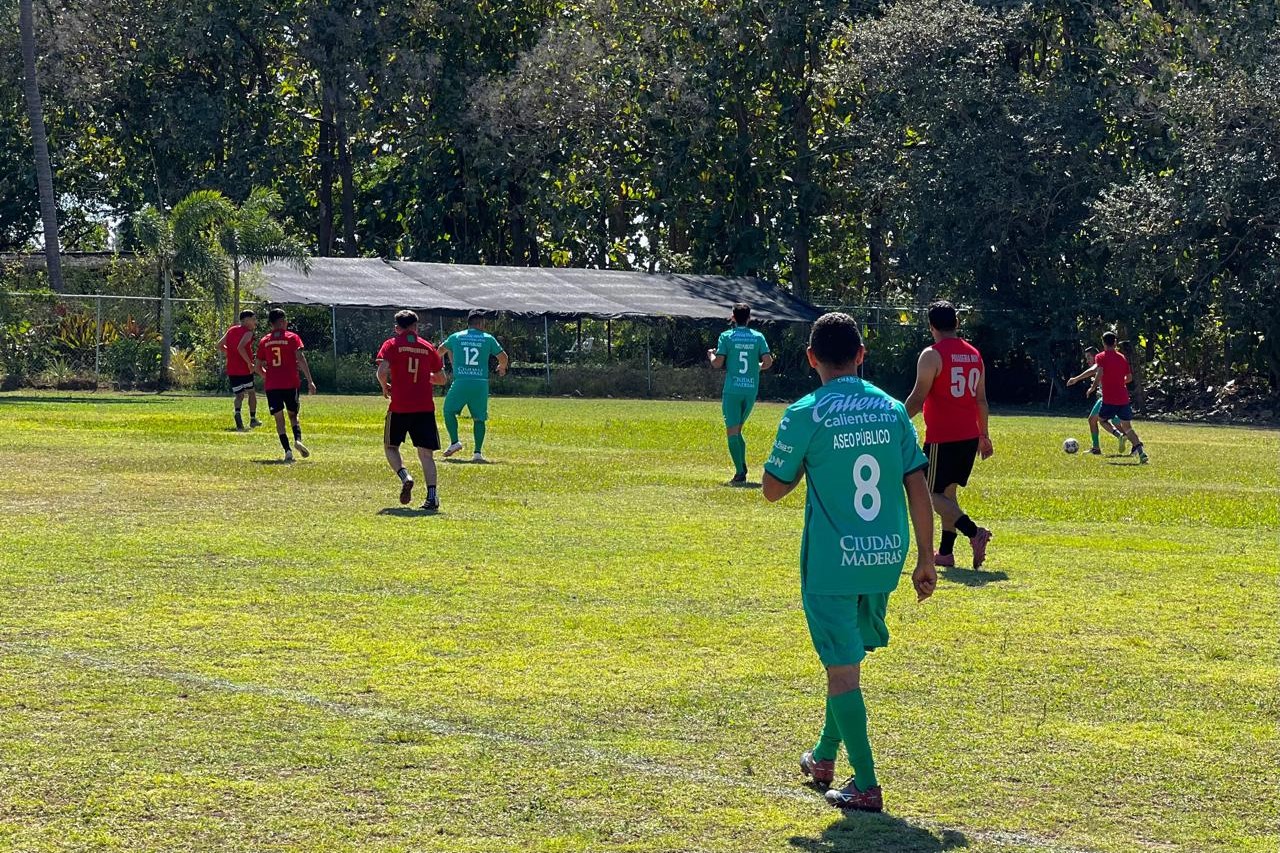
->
[221,324,255,375]
[257,331,305,391]
[923,337,984,444]
[378,333,443,413]
[1094,350,1131,405]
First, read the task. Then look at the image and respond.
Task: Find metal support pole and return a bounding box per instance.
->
[646,327,652,395]
[331,305,339,391]
[607,319,613,360]
[94,296,102,387]
[543,314,551,385]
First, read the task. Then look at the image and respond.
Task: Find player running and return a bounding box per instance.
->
[218,309,260,431]
[707,303,774,484]
[377,311,446,511]
[762,312,935,813]
[255,307,317,463]
[904,300,994,569]
[1082,345,1126,455]
[1067,332,1149,464]
[440,310,508,463]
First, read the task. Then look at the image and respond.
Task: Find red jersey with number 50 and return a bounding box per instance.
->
[377,333,443,413]
[257,330,305,391]
[923,337,984,444]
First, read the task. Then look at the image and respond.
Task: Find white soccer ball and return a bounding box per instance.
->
[1063,438,1080,454]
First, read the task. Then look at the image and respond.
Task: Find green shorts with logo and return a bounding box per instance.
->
[802,592,891,667]
[722,392,757,428]
[444,382,490,421]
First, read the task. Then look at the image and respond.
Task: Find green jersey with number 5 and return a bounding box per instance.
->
[444,329,504,383]
[764,375,928,596]
[716,326,770,396]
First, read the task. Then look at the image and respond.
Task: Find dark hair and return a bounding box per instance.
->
[238,309,256,321]
[267,308,287,324]
[928,300,958,332]
[395,310,418,330]
[809,312,863,367]
[467,309,487,324]
[732,303,751,325]
[1102,331,1117,347]
[1084,345,1098,356]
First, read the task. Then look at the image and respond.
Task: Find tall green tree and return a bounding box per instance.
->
[219,188,310,320]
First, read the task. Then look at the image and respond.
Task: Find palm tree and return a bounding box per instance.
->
[219,188,310,321]
[132,190,234,389]
[18,0,64,292]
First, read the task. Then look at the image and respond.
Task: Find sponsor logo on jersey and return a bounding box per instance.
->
[839,533,905,567]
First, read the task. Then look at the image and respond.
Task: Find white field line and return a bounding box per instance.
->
[6,641,1100,853]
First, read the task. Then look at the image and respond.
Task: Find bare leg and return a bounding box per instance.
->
[417,446,437,487]
[247,389,258,420]
[385,445,404,474]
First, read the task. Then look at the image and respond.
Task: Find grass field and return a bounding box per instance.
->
[0,392,1276,853]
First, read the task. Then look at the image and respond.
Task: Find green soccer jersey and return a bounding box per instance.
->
[764,375,928,596]
[716,326,770,396]
[443,329,504,383]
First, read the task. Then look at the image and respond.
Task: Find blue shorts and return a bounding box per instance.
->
[1098,402,1133,422]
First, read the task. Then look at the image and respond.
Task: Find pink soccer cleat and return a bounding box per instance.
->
[971,528,993,569]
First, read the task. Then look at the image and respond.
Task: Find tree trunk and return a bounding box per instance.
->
[336,86,357,257]
[317,80,336,257]
[159,264,173,391]
[868,210,888,296]
[19,0,64,292]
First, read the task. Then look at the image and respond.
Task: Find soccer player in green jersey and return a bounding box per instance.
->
[707,303,774,484]
[763,312,936,813]
[440,310,509,463]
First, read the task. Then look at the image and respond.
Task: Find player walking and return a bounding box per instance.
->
[1067,332,1149,464]
[255,308,317,462]
[904,301,994,569]
[377,311,445,511]
[762,312,935,813]
[1082,345,1126,455]
[218,309,260,431]
[707,303,774,484]
[440,310,508,463]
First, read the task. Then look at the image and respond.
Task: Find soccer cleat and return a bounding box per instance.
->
[399,477,414,506]
[295,440,310,458]
[472,452,487,464]
[800,751,836,789]
[1132,444,1149,464]
[825,779,884,812]
[443,442,464,458]
[1118,434,1127,454]
[933,551,955,568]
[284,450,294,463]
[249,417,263,429]
[971,527,993,569]
[235,415,245,431]
[729,472,748,486]
[422,495,440,512]
[1088,447,1102,455]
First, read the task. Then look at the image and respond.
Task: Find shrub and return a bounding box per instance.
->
[105,337,162,388]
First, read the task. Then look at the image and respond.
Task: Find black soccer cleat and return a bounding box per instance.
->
[422,495,440,512]
[729,472,748,486]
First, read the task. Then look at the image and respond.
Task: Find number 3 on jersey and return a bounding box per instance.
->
[853,453,881,522]
[950,366,980,398]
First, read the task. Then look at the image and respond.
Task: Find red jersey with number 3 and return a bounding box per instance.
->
[221,324,255,375]
[922,337,984,444]
[257,330,305,391]
[378,333,443,413]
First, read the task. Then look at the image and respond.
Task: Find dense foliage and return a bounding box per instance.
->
[1,0,1277,396]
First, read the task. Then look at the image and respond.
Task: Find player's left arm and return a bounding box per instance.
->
[905,470,936,602]
[904,348,940,418]
[1066,364,1097,387]
[762,469,802,502]
[297,351,317,394]
[975,366,993,459]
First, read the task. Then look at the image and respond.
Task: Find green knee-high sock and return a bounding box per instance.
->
[728,434,747,474]
[473,420,487,454]
[829,689,877,791]
[444,411,460,445]
[812,697,842,762]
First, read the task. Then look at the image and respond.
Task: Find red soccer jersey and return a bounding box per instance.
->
[221,324,255,376]
[1094,350,1131,405]
[377,333,443,413]
[257,330,305,391]
[922,337,984,444]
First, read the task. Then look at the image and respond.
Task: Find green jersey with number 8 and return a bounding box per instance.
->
[765,375,928,596]
[443,329,504,382]
[716,326,770,396]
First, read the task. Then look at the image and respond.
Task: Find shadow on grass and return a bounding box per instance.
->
[790,812,968,853]
[441,458,505,465]
[941,567,1008,587]
[724,481,763,490]
[1105,460,1145,467]
[0,395,175,405]
[377,507,440,517]
[253,459,294,466]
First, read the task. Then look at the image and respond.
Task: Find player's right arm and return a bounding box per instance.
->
[763,402,815,502]
[708,331,728,369]
[376,359,391,399]
[904,348,941,418]
[236,331,254,369]
[975,367,993,459]
[1066,364,1097,387]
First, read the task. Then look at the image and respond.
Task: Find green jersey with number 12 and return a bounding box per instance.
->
[716,326,770,396]
[443,329,504,382]
[765,375,928,596]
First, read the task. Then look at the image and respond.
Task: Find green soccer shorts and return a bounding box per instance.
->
[444,382,490,421]
[802,592,891,668]
[1090,397,1104,418]
[722,392,757,428]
